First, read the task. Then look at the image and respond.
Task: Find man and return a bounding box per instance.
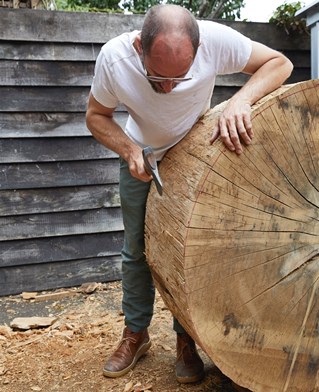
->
[86,4,293,384]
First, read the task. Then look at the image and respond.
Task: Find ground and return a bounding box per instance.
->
[0,282,246,392]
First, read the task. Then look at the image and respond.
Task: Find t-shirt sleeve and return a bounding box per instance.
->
[90,48,120,109]
[202,21,252,75]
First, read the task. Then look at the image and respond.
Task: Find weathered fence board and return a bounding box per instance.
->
[0,185,120,216]
[0,9,145,42]
[0,160,119,189]
[0,138,117,162]
[0,60,94,86]
[0,87,90,111]
[0,255,122,296]
[0,42,102,61]
[0,232,123,267]
[0,208,123,241]
[0,112,127,137]
[0,9,310,296]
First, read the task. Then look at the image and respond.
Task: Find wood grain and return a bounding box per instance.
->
[145,80,319,392]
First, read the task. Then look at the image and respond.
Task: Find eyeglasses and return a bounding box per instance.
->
[142,61,192,84]
[139,52,193,84]
[146,74,193,84]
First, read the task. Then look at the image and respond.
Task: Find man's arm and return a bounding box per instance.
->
[86,93,152,182]
[210,41,294,154]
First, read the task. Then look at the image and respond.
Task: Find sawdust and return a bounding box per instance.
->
[0,282,240,392]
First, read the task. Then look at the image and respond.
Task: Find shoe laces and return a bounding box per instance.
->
[119,334,137,344]
[110,338,134,361]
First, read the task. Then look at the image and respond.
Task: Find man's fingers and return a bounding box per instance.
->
[219,116,238,153]
[210,126,220,144]
[129,160,152,182]
[243,112,253,139]
[213,112,254,154]
[236,114,252,146]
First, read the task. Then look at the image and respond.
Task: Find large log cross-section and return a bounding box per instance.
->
[145,80,319,392]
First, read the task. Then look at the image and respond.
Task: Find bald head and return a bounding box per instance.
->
[141,5,200,57]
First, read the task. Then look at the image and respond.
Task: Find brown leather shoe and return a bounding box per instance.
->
[103,327,151,378]
[176,332,205,384]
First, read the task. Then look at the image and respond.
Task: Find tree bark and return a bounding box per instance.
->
[145,80,319,392]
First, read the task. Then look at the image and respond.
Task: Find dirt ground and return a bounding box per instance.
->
[0,281,245,392]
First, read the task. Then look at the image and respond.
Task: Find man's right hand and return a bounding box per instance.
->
[127,147,153,183]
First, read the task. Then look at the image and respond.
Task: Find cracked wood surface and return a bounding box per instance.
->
[145,80,319,392]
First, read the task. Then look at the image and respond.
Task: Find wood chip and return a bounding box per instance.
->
[159,343,172,351]
[10,317,57,330]
[55,330,74,340]
[0,325,13,338]
[21,292,38,300]
[33,291,78,302]
[13,335,49,348]
[123,381,134,392]
[79,282,100,294]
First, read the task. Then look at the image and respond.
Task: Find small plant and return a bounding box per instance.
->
[269,1,309,35]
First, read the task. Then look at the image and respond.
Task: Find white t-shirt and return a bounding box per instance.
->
[91,20,252,160]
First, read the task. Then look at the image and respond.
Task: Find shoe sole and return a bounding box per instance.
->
[176,369,205,384]
[103,339,152,378]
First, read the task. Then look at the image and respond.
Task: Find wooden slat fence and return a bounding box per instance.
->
[0,8,310,296]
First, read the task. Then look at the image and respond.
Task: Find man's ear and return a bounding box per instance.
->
[134,34,143,55]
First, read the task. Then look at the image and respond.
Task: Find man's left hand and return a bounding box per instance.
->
[210,101,253,155]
